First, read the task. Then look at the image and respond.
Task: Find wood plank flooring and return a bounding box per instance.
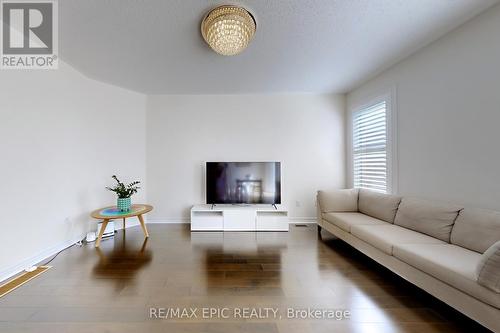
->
[0,224,492,332]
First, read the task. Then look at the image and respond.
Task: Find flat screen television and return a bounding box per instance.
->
[206,162,281,205]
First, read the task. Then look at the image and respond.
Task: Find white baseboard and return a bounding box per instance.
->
[0,218,142,283]
[0,235,84,284]
[0,215,317,283]
[147,217,317,224]
[288,217,317,223]
[115,219,141,229]
[147,218,190,224]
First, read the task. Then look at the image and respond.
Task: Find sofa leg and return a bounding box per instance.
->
[317,225,322,237]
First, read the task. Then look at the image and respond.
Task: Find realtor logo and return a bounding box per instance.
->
[1,0,58,69]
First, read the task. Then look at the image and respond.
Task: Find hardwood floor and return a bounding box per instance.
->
[0,224,491,332]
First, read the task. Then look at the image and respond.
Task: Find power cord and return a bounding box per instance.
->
[26,236,87,270]
[24,215,95,272]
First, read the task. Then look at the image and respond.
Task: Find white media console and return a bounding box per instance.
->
[191,205,289,231]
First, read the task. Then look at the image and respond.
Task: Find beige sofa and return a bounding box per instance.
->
[316,188,500,332]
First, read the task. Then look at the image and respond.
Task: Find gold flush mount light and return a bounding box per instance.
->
[201,5,256,56]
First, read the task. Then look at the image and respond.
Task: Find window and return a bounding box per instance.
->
[352,99,390,193]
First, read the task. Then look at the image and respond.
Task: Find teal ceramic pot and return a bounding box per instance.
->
[117,197,131,212]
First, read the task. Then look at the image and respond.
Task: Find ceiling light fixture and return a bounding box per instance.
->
[201,5,256,56]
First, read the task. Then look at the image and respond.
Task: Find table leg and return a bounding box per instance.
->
[138,214,149,238]
[95,219,109,248]
[123,218,126,230]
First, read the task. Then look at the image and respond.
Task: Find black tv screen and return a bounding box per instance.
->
[206,162,281,204]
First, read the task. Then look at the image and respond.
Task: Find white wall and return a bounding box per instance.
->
[0,61,147,279]
[146,94,345,221]
[347,4,500,210]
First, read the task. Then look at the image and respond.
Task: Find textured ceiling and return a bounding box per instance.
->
[59,0,498,94]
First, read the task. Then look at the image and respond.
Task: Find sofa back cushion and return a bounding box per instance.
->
[451,208,500,253]
[358,189,402,223]
[317,189,358,213]
[394,197,462,242]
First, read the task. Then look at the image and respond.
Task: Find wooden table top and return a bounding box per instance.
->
[91,204,153,219]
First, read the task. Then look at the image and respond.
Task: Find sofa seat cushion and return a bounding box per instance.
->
[351,224,445,255]
[451,208,500,253]
[358,189,402,223]
[322,212,387,233]
[394,244,500,309]
[394,197,463,242]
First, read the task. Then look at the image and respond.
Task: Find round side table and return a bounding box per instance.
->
[90,204,153,247]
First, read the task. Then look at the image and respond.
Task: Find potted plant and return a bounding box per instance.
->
[106,175,141,212]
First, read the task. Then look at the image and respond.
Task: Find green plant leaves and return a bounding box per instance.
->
[106,175,141,198]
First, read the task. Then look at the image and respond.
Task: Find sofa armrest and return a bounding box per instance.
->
[317,189,359,213]
[477,240,500,293]
[316,195,323,226]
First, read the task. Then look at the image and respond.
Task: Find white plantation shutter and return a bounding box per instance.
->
[353,101,388,193]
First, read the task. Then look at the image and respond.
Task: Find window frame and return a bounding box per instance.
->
[347,89,398,194]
